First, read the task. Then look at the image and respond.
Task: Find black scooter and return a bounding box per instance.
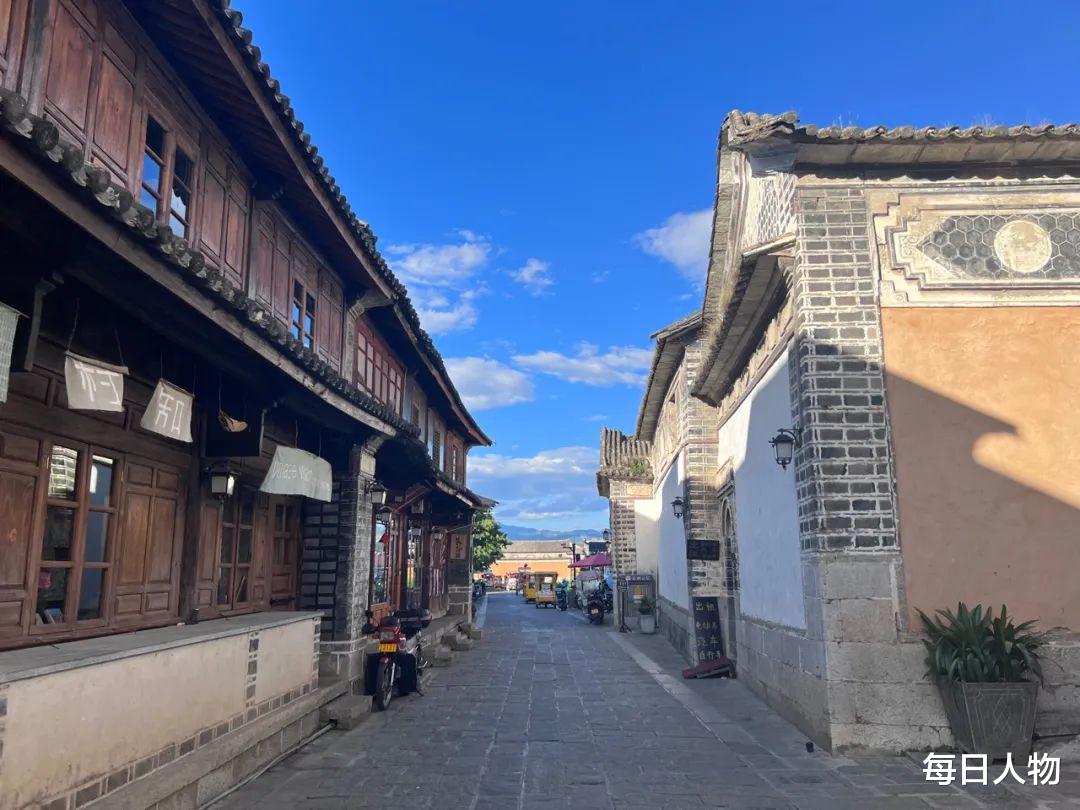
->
[586,591,605,624]
[555,586,568,611]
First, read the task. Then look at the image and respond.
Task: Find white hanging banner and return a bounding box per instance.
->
[260,446,332,502]
[64,352,127,412]
[140,379,194,442]
[0,302,21,404]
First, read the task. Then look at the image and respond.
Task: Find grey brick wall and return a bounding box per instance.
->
[299,482,341,640]
[791,186,898,552]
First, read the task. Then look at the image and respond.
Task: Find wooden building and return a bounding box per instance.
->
[0,1,490,806]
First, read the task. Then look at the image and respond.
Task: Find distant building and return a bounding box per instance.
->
[489,540,574,582]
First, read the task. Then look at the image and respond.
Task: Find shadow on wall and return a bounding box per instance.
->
[884,370,1080,633]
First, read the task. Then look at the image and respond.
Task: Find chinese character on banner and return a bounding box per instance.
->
[1028,753,1060,786]
[961,754,988,786]
[64,352,127,412]
[923,753,955,785]
[140,379,194,442]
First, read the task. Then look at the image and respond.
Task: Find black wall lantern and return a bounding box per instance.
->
[366,481,388,506]
[208,464,236,498]
[671,496,685,520]
[602,529,611,544]
[769,425,801,470]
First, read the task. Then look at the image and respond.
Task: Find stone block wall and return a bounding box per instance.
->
[658,595,691,661]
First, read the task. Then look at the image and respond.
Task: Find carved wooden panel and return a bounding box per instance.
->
[199,167,226,257]
[317,270,343,369]
[196,499,221,609]
[251,210,274,305]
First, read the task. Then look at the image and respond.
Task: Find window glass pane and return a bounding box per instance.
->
[78,568,105,620]
[293,281,303,303]
[48,445,79,500]
[173,149,193,187]
[89,455,114,507]
[42,506,75,561]
[217,567,231,605]
[240,495,253,525]
[139,186,158,211]
[372,517,390,604]
[36,567,68,624]
[85,511,109,562]
[141,153,162,197]
[220,528,234,564]
[305,294,316,314]
[237,529,252,564]
[235,568,249,603]
[145,116,165,157]
[223,496,236,524]
[169,212,187,238]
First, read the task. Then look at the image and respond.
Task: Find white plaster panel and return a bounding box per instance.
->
[633,492,660,580]
[655,452,689,611]
[717,348,805,629]
[255,618,318,703]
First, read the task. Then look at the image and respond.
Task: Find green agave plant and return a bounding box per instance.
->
[916,602,1050,684]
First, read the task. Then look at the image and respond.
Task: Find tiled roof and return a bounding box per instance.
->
[725,110,1080,146]
[635,312,702,441]
[207,1,488,445]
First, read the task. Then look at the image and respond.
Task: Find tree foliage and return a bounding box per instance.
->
[472,510,509,571]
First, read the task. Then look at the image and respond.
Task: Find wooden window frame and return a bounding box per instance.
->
[291,279,316,349]
[137,108,198,239]
[31,441,118,637]
[354,321,404,415]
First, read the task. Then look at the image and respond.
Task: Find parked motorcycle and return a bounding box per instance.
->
[362,608,431,710]
[556,586,568,611]
[586,591,605,625]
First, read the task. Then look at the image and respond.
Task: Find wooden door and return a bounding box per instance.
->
[269,497,299,609]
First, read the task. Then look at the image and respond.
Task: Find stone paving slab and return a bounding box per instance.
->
[214,593,1078,809]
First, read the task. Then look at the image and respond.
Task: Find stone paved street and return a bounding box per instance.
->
[217,594,1080,809]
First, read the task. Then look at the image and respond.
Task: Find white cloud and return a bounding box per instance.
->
[634,208,712,286]
[412,288,480,335]
[583,414,609,422]
[591,270,610,284]
[444,357,534,411]
[468,446,605,523]
[385,232,491,288]
[512,341,653,387]
[510,258,553,295]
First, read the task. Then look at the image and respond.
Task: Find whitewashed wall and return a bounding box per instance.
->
[634,494,660,579]
[717,347,804,629]
[654,452,689,610]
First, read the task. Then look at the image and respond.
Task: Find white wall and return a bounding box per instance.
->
[718,347,804,629]
[655,452,689,610]
[634,493,660,580]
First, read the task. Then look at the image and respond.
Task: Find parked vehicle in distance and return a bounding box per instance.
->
[535,580,557,608]
[586,591,606,625]
[556,585,568,611]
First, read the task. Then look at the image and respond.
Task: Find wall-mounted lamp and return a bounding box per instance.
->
[602,529,611,544]
[769,425,801,470]
[208,465,236,499]
[671,496,685,520]
[366,481,388,506]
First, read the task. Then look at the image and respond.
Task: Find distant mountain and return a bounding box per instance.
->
[501,525,604,541]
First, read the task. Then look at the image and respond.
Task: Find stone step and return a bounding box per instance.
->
[463,624,483,641]
[430,646,453,667]
[319,694,372,731]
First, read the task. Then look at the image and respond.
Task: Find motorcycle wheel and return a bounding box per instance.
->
[374,661,394,711]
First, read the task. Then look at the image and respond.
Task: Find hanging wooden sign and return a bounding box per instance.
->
[140,379,194,442]
[686,538,721,561]
[0,301,22,403]
[449,532,468,560]
[259,446,332,502]
[64,352,127,412]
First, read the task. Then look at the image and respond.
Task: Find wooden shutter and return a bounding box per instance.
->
[0,0,29,91]
[317,270,343,370]
[194,498,221,612]
[113,458,185,627]
[0,426,43,641]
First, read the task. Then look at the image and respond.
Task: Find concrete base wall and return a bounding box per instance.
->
[658,596,692,663]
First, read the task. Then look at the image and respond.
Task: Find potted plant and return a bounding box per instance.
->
[917,602,1049,759]
[637,597,656,634]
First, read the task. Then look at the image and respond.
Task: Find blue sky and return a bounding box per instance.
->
[240,1,1080,531]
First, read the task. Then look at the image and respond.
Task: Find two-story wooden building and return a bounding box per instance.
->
[0,0,490,806]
